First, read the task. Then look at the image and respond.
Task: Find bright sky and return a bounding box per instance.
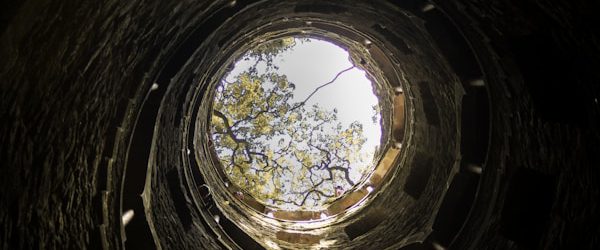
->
[220,38,382,209]
[226,37,382,160]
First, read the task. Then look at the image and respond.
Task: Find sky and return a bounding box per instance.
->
[225,37,382,156]
[220,37,382,209]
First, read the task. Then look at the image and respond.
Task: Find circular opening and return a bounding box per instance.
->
[190,5,415,246]
[210,36,384,213]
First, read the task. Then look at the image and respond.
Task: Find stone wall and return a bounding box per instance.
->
[1,0,598,249]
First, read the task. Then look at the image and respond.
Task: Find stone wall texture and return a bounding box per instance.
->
[1,0,599,249]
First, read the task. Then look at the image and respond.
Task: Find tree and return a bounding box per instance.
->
[210,37,373,210]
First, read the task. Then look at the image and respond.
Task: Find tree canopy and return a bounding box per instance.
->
[210,37,379,210]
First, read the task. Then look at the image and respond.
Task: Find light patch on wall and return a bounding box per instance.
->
[122,209,135,226]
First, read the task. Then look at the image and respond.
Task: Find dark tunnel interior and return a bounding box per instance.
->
[1,0,599,249]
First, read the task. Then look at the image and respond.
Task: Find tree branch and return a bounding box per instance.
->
[290,66,355,111]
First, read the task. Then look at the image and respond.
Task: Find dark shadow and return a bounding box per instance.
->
[500,167,557,248]
[404,155,434,199]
